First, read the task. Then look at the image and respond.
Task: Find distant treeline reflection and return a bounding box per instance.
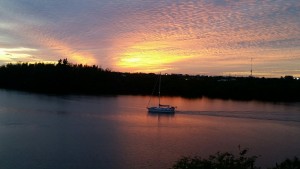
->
[0,59,299,102]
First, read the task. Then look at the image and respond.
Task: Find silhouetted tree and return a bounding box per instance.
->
[62,58,68,65]
[58,59,62,65]
[0,59,300,101]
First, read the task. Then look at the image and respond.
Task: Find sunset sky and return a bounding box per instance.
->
[0,0,299,77]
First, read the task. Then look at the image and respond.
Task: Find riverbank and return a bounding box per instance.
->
[1,61,299,102]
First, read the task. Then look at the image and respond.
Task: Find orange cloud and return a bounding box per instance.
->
[2,0,299,77]
[38,35,97,65]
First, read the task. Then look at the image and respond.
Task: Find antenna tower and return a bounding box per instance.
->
[250,57,253,77]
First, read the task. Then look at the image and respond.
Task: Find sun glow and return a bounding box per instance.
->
[116,41,193,72]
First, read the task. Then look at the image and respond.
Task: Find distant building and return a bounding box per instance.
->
[284,75,294,80]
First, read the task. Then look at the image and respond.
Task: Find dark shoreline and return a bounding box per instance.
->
[1,61,299,102]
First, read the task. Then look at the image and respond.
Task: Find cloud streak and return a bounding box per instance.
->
[0,0,299,77]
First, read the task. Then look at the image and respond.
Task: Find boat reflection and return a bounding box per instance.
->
[147,111,175,117]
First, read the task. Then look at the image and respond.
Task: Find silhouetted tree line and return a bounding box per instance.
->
[0,59,300,102]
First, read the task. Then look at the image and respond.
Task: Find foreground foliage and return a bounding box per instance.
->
[170,149,299,169]
[270,157,300,169]
[171,149,259,169]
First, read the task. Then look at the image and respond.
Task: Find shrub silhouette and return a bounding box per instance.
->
[171,148,259,169]
[269,157,300,169]
[170,149,300,169]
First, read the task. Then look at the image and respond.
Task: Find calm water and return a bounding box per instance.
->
[0,89,300,169]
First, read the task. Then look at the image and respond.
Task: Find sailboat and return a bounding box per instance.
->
[147,73,176,113]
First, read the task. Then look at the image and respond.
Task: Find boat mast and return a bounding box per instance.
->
[158,72,161,107]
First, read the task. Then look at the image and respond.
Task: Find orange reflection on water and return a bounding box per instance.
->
[116,96,299,168]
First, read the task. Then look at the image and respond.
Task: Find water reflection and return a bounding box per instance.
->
[147,111,175,117]
[0,90,299,169]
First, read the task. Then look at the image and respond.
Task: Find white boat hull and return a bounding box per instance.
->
[147,106,175,113]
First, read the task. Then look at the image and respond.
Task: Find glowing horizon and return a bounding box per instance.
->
[0,0,299,77]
